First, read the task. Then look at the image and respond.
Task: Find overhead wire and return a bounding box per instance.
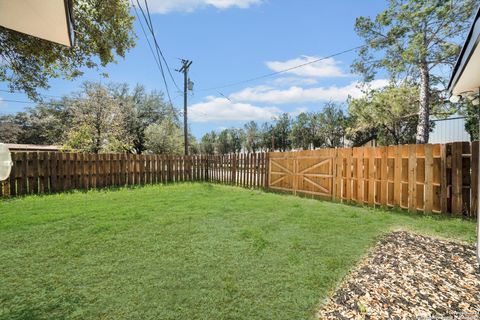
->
[143,0,180,92]
[195,45,366,92]
[133,0,174,107]
[130,1,166,80]
[0,89,64,100]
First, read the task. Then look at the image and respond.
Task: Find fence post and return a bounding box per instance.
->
[205,155,209,182]
[471,141,479,218]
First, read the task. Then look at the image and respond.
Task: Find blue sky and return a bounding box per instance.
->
[0,0,389,138]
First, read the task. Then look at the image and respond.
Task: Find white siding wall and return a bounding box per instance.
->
[429,117,471,144]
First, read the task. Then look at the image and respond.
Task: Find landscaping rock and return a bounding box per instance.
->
[317,231,480,319]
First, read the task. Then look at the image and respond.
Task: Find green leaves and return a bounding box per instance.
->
[352,0,477,143]
[0,0,135,100]
[348,85,420,145]
[353,0,477,81]
[144,118,184,155]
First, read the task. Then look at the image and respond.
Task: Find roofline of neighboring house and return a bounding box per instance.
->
[448,6,480,94]
[4,144,61,152]
[431,116,466,122]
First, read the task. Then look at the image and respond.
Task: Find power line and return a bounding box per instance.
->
[143,0,180,92]
[0,98,67,105]
[196,45,366,92]
[0,99,35,104]
[132,0,173,107]
[134,0,179,107]
[130,2,165,79]
[0,89,63,99]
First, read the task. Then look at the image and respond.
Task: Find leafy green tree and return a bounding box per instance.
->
[229,128,245,153]
[64,82,129,153]
[273,113,292,152]
[188,134,200,155]
[260,122,275,151]
[200,131,217,155]
[317,103,348,148]
[110,84,177,154]
[459,101,480,141]
[0,101,72,145]
[21,102,72,144]
[348,85,420,145]
[353,0,478,144]
[0,115,22,143]
[0,0,135,100]
[216,130,232,155]
[144,119,183,155]
[243,121,261,152]
[213,128,245,154]
[290,112,315,150]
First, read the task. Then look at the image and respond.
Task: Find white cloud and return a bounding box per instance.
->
[290,107,308,117]
[190,96,281,122]
[146,0,262,13]
[230,79,389,104]
[266,56,348,78]
[272,77,318,86]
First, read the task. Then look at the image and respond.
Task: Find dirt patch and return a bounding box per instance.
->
[318,231,480,319]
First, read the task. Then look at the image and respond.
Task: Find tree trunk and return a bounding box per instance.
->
[416,62,430,144]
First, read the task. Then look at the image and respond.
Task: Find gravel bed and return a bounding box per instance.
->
[318,231,480,319]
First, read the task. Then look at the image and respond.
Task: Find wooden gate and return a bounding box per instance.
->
[268,149,335,198]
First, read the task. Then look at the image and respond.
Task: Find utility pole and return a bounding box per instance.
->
[177,59,193,155]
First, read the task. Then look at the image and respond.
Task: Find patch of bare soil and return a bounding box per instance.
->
[318,231,480,319]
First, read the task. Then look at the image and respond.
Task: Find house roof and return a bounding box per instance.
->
[5,144,61,152]
[448,7,480,95]
[0,0,74,47]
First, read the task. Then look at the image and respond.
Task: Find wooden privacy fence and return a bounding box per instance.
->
[269,141,478,218]
[0,152,268,197]
[1,142,478,218]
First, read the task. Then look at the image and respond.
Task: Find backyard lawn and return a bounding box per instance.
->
[0,183,476,320]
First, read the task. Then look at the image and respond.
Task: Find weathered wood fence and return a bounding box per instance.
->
[0,152,269,197]
[269,142,478,218]
[0,142,478,218]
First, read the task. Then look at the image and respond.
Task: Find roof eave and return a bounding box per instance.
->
[448,7,480,94]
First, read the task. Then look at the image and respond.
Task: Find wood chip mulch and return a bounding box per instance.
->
[318,231,480,319]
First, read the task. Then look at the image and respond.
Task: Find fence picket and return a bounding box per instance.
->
[471,141,479,218]
[451,142,463,215]
[4,143,478,218]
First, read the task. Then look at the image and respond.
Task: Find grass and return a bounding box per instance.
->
[0,183,476,320]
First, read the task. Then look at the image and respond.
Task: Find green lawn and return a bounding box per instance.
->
[0,183,475,320]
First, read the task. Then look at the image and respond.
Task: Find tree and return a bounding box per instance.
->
[188,134,200,155]
[110,84,177,154]
[459,101,480,141]
[144,119,183,155]
[348,85,420,146]
[290,112,316,150]
[316,103,348,148]
[64,82,129,153]
[0,101,72,145]
[20,101,72,145]
[353,0,478,144]
[260,122,275,151]
[0,115,22,143]
[0,0,135,100]
[243,121,261,152]
[216,129,232,155]
[229,128,245,153]
[272,113,292,152]
[200,131,217,155]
